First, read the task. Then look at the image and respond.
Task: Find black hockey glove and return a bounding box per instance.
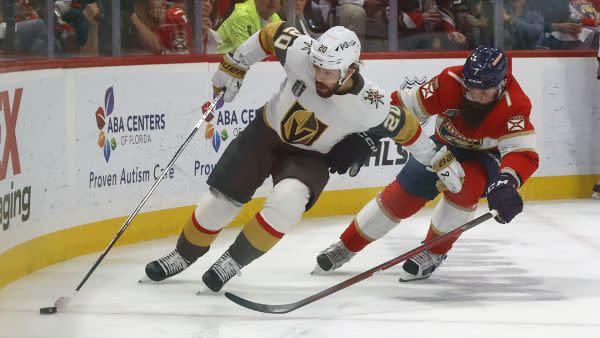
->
[486,173,523,224]
[327,132,379,176]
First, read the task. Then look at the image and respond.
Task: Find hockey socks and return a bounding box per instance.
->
[228,212,284,266]
[176,212,220,262]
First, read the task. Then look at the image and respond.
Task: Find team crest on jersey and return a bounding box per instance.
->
[507,115,525,132]
[292,79,307,97]
[364,89,384,108]
[438,118,483,149]
[281,101,328,146]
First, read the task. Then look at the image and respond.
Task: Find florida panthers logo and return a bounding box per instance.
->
[281,101,328,146]
[437,118,483,149]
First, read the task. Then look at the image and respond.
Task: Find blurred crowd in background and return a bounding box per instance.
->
[0,0,599,58]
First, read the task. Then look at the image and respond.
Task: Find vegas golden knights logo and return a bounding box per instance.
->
[280,101,328,146]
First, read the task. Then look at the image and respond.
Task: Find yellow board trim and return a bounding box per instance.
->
[1,174,599,289]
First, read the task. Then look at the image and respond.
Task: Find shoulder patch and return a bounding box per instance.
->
[420,78,439,99]
[363,88,385,108]
[507,115,525,132]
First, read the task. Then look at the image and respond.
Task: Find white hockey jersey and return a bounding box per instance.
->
[264,35,393,153]
[231,22,423,154]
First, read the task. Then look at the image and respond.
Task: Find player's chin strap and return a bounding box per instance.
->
[337,64,357,87]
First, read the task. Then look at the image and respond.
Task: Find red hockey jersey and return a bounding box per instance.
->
[392,66,539,187]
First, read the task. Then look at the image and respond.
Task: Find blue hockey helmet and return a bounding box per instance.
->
[462,46,508,92]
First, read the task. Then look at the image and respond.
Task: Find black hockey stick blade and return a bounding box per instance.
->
[224,292,296,314]
[224,211,496,314]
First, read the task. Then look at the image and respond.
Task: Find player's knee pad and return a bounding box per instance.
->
[354,195,400,241]
[380,180,428,220]
[194,188,242,232]
[431,197,476,234]
[261,178,310,234]
[444,160,487,209]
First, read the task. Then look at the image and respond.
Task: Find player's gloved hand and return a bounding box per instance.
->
[327,132,379,176]
[486,173,523,224]
[212,53,249,107]
[429,146,465,193]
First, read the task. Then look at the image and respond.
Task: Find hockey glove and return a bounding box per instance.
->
[429,146,465,193]
[327,132,379,176]
[212,53,249,106]
[486,173,523,224]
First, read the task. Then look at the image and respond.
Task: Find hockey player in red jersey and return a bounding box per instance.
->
[315,46,539,281]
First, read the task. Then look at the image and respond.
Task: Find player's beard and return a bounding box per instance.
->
[315,81,339,98]
[460,98,496,128]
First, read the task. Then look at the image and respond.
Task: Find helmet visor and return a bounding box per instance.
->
[463,84,501,104]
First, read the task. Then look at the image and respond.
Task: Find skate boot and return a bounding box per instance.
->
[593,182,600,199]
[202,251,242,292]
[145,249,194,282]
[313,241,356,273]
[398,250,446,282]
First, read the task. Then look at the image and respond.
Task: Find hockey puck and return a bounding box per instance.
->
[39,306,58,315]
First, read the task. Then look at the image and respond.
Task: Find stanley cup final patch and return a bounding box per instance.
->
[507,115,526,131]
[292,79,307,97]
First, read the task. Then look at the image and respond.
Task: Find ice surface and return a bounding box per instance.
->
[1,200,599,338]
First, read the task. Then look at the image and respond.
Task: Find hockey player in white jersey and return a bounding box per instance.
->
[143,22,464,292]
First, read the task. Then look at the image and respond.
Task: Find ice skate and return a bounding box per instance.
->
[201,251,242,292]
[143,249,194,282]
[398,250,446,282]
[312,241,356,274]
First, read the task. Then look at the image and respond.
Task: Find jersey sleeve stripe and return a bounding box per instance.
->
[447,71,463,84]
[498,134,535,157]
[258,21,284,54]
[498,133,536,158]
[498,130,535,140]
[392,106,422,144]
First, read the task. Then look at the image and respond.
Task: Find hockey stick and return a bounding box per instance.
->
[224,209,498,314]
[45,91,224,313]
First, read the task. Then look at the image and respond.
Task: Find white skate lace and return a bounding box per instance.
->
[211,252,241,283]
[157,250,190,276]
[410,251,439,271]
[323,241,355,269]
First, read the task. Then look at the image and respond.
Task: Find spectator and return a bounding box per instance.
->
[0,0,59,56]
[199,0,220,53]
[570,0,600,28]
[55,1,99,53]
[454,0,487,48]
[130,0,192,55]
[279,0,314,36]
[399,0,467,50]
[529,0,590,49]
[504,0,544,49]
[216,0,281,54]
[336,0,387,50]
[597,36,600,79]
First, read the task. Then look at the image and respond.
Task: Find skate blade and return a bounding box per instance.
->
[196,285,210,295]
[310,263,329,275]
[138,275,161,284]
[398,273,431,283]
